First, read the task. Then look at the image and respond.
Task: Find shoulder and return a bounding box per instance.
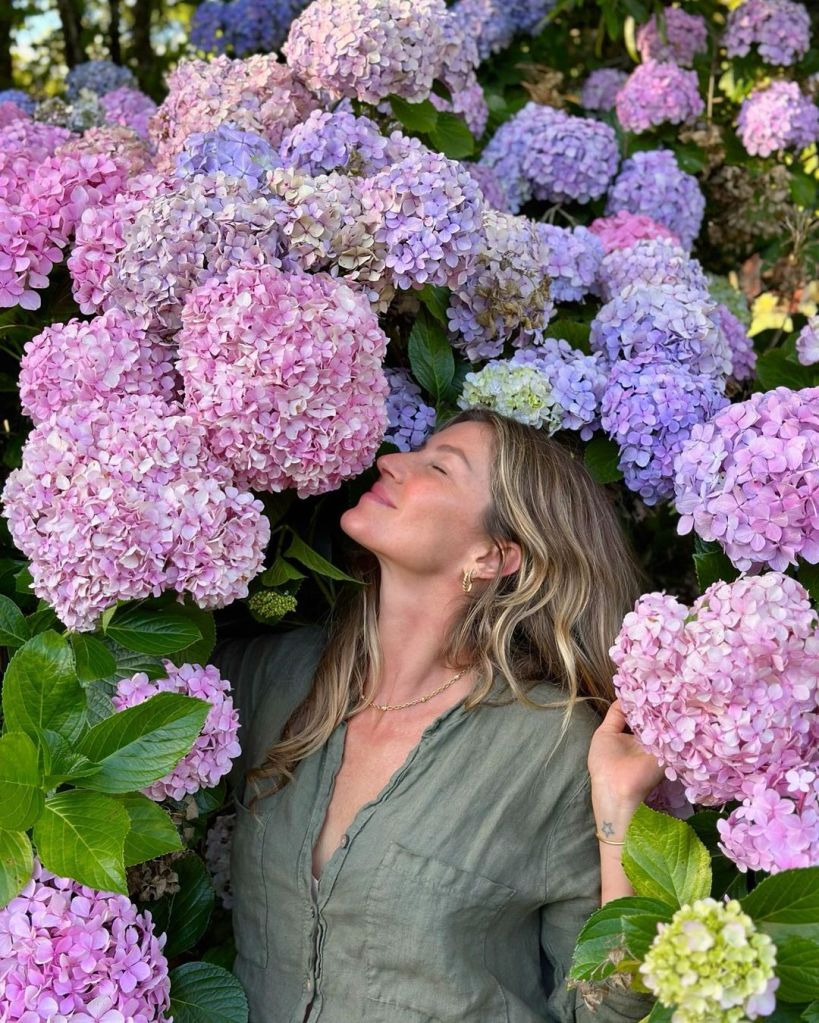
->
[481,676,603,750]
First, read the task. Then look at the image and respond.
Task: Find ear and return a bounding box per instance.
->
[474,539,521,581]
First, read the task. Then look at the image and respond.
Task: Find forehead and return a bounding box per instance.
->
[430,421,494,468]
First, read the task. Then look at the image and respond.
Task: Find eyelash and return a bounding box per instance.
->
[432,464,447,475]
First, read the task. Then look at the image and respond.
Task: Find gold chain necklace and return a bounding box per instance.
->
[371,668,469,712]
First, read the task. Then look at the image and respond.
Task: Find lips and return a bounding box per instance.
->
[364,480,396,508]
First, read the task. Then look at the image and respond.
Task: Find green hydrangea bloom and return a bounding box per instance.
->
[459,363,562,431]
[247,590,298,624]
[640,898,778,1023]
[707,274,751,327]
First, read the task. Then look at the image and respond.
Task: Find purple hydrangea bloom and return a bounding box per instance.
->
[66,59,136,99]
[597,239,709,302]
[448,0,557,60]
[193,0,311,56]
[99,85,157,138]
[447,209,553,361]
[519,339,607,438]
[0,89,36,115]
[461,162,513,212]
[580,68,628,112]
[384,368,437,450]
[737,81,819,157]
[591,282,731,379]
[190,0,228,50]
[537,223,604,303]
[114,662,241,800]
[0,860,171,1020]
[601,354,728,504]
[478,111,537,213]
[712,302,756,382]
[278,108,412,177]
[797,315,819,366]
[611,573,819,805]
[636,8,709,66]
[429,9,488,136]
[175,123,279,188]
[674,386,819,571]
[616,61,704,134]
[724,0,811,66]
[606,149,705,249]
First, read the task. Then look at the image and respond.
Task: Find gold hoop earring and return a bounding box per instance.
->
[462,569,474,593]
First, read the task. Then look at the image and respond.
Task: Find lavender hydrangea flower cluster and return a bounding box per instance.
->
[0,860,171,1021]
[283,0,456,105]
[674,387,819,571]
[428,10,488,137]
[597,239,708,302]
[737,81,819,157]
[58,124,151,176]
[0,99,28,127]
[191,0,311,57]
[616,61,704,134]
[448,0,557,61]
[0,88,36,115]
[384,368,437,450]
[537,223,603,303]
[589,210,680,254]
[712,302,756,382]
[99,85,157,138]
[114,662,241,801]
[66,59,136,99]
[459,340,606,437]
[462,162,512,212]
[796,315,819,366]
[175,123,279,188]
[18,310,177,423]
[580,68,627,112]
[278,109,410,177]
[591,282,731,379]
[447,209,553,361]
[606,149,705,249]
[636,8,709,66]
[1,394,270,630]
[177,264,389,496]
[723,0,811,66]
[601,355,728,504]
[611,573,819,806]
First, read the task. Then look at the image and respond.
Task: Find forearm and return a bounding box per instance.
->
[591,791,641,905]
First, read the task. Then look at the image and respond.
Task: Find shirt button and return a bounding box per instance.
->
[339,833,349,848]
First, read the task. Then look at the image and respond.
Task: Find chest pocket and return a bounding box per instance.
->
[230,799,271,969]
[365,841,515,1022]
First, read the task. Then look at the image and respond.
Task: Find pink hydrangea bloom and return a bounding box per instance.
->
[611,573,819,805]
[177,264,389,496]
[712,302,756,383]
[149,54,319,172]
[797,315,819,366]
[0,99,28,127]
[2,394,270,631]
[737,80,819,157]
[636,8,708,66]
[597,238,708,301]
[0,859,171,1022]
[723,0,811,66]
[580,68,628,112]
[0,201,65,310]
[114,662,241,801]
[675,387,819,571]
[284,0,451,104]
[19,309,177,424]
[56,123,152,176]
[589,210,680,254]
[0,119,73,204]
[100,85,157,138]
[616,60,704,134]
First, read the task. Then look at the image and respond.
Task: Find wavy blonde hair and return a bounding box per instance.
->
[248,408,642,794]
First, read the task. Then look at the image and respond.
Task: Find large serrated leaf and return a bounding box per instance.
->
[116,792,183,866]
[408,309,455,403]
[389,95,439,133]
[741,868,819,943]
[169,962,248,1023]
[284,534,359,583]
[105,605,202,655]
[0,594,28,648]
[428,111,476,158]
[34,790,129,894]
[2,631,85,744]
[622,804,711,910]
[775,936,819,1004]
[76,692,210,793]
[150,854,215,957]
[0,732,44,830]
[70,633,117,684]
[584,436,623,484]
[570,895,672,982]
[0,830,33,909]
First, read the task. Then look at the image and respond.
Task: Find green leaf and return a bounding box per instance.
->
[0,732,44,830]
[767,1004,812,1023]
[791,170,819,210]
[418,284,450,324]
[40,729,99,786]
[584,436,623,484]
[756,349,815,390]
[70,633,117,684]
[802,1001,819,1022]
[76,692,210,793]
[775,937,819,1004]
[173,604,217,666]
[105,605,202,655]
[194,779,227,816]
[622,804,712,910]
[798,563,819,606]
[169,962,249,1023]
[149,854,215,957]
[260,557,306,587]
[741,868,819,943]
[673,142,708,175]
[34,790,129,894]
[642,1005,673,1023]
[14,565,34,597]
[570,895,673,982]
[116,793,183,866]
[693,549,739,593]
[547,318,591,349]
[428,112,476,159]
[2,631,85,744]
[389,95,439,133]
[408,309,455,402]
[27,605,59,636]
[0,830,33,909]
[284,533,360,583]
[0,593,28,648]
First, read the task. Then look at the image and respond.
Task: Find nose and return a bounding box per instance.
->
[376,450,406,480]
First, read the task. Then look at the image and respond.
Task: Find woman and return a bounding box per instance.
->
[216,408,664,1023]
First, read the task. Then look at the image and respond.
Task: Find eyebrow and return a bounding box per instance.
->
[432,443,473,471]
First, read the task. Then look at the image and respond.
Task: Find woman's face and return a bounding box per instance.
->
[340,421,496,579]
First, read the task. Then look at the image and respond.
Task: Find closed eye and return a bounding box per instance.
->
[432,464,447,474]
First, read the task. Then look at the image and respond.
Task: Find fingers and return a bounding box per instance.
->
[599,698,628,733]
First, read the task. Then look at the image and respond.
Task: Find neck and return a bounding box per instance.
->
[371,564,469,707]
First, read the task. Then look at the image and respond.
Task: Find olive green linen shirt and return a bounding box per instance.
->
[215,626,654,1023]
